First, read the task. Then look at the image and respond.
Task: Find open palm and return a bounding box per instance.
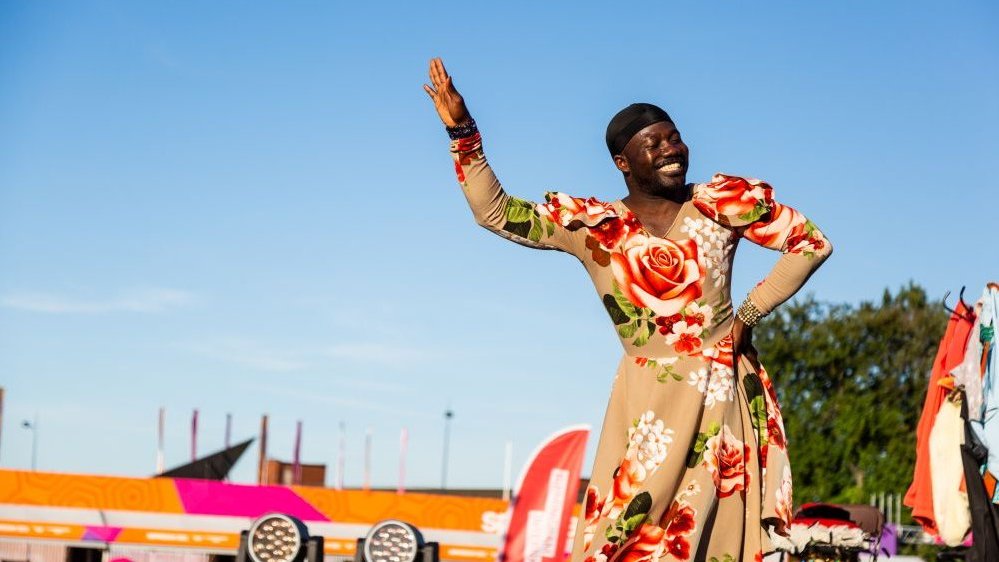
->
[423,57,471,128]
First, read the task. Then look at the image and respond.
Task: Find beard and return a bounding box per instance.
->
[632,166,688,199]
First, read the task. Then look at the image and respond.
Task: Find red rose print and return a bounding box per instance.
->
[538,193,621,233]
[589,214,641,249]
[584,484,604,523]
[702,425,751,498]
[783,220,829,255]
[611,235,705,317]
[663,535,691,560]
[693,174,774,226]
[768,415,786,449]
[663,502,696,537]
[702,334,734,367]
[672,333,702,354]
[614,524,666,562]
[610,457,647,514]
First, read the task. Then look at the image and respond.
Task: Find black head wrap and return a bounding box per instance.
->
[605,103,673,156]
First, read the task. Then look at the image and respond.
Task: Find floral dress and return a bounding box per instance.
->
[448,130,832,562]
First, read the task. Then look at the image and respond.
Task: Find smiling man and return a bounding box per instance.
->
[425,57,831,562]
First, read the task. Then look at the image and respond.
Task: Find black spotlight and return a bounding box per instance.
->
[237,513,324,562]
[354,519,438,562]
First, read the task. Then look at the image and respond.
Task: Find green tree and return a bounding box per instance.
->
[754,283,949,507]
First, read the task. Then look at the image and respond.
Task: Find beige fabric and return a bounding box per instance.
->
[929,397,970,546]
[450,133,831,561]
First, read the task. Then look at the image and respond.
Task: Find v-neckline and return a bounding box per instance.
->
[615,190,692,240]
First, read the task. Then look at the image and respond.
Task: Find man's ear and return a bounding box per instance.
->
[613,154,630,175]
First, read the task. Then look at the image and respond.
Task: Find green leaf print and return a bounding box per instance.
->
[502,219,532,239]
[604,528,620,543]
[687,424,722,468]
[617,322,639,338]
[622,491,653,521]
[655,364,682,383]
[612,284,639,319]
[743,373,763,400]
[737,199,771,223]
[622,513,646,533]
[603,295,631,325]
[527,218,543,242]
[686,445,703,469]
[632,320,653,347]
[709,556,736,562]
[504,198,535,223]
[749,395,769,448]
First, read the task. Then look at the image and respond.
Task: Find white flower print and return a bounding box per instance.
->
[685,301,714,327]
[680,216,735,288]
[704,363,736,408]
[627,410,675,471]
[775,465,794,526]
[664,320,702,344]
[688,367,709,393]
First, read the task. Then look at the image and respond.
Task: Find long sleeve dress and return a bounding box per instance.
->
[448,129,832,562]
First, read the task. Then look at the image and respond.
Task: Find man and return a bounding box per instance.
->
[425,57,830,561]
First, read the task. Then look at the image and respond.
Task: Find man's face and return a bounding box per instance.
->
[616,121,689,192]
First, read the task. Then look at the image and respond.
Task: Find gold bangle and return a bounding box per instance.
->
[736,298,766,327]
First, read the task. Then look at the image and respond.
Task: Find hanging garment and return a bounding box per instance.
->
[952,306,985,422]
[959,390,999,562]
[905,301,976,535]
[929,394,970,546]
[972,286,999,501]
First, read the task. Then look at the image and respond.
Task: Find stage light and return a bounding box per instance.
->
[238,514,323,562]
[356,520,437,562]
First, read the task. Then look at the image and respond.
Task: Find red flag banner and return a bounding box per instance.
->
[500,425,590,562]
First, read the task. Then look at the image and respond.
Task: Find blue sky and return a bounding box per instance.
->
[1,1,997,489]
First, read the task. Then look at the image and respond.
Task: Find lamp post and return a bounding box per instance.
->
[21,414,38,471]
[440,407,453,489]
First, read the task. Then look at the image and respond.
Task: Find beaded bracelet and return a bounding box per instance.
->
[446,118,478,140]
[736,298,766,327]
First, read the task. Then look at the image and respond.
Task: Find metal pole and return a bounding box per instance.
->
[31,413,38,471]
[441,407,454,489]
[398,427,407,495]
[0,387,5,465]
[21,414,38,471]
[337,420,345,490]
[191,409,199,461]
[258,414,269,484]
[156,407,165,474]
[502,440,513,502]
[293,420,302,485]
[225,413,232,449]
[363,427,372,492]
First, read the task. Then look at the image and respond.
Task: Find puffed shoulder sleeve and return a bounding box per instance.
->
[693,173,833,314]
[691,173,776,228]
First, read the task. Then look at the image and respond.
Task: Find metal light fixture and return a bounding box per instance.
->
[355,520,437,562]
[238,513,323,562]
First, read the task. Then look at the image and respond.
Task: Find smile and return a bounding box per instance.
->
[657,162,684,174]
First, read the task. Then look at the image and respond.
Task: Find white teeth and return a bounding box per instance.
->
[660,162,682,173]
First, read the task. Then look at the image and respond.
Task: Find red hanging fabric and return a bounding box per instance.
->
[905,301,976,535]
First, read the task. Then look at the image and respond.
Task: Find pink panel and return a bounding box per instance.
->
[83,526,123,541]
[172,479,330,521]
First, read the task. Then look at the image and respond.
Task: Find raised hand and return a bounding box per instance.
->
[423,57,472,128]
